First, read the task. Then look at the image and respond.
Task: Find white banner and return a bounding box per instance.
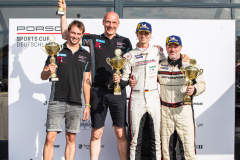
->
[9,19,235,160]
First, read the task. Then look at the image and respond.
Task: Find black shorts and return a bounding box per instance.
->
[90,86,127,129]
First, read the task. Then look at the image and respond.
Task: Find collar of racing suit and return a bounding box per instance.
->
[168,54,182,69]
[136,43,149,55]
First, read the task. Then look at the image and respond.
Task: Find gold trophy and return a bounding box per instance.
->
[56,0,65,16]
[106,49,129,95]
[180,59,203,104]
[41,35,63,82]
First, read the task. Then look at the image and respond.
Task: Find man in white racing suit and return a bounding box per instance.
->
[114,23,190,159]
[114,21,165,160]
[158,35,206,160]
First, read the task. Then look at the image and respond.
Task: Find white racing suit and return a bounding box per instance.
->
[158,59,206,160]
[121,45,166,160]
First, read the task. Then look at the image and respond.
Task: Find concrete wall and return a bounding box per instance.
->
[0,92,8,140]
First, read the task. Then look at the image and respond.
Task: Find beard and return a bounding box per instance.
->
[168,52,180,60]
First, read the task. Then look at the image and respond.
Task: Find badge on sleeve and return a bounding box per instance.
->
[123,53,132,60]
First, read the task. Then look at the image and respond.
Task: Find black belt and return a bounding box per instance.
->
[92,83,113,90]
[161,100,184,108]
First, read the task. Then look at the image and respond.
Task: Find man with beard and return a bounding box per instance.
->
[58,1,132,160]
[41,20,91,160]
[158,35,205,160]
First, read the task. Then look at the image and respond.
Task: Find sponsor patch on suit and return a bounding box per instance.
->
[161,64,168,66]
[135,54,143,59]
[162,67,168,69]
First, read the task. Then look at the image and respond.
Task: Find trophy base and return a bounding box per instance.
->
[183,101,192,105]
[114,83,121,95]
[49,77,59,82]
[114,92,121,95]
[56,11,65,16]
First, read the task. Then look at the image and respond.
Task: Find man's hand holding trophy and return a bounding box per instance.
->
[106,49,129,95]
[41,35,63,82]
[56,0,65,16]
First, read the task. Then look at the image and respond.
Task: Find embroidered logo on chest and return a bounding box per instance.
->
[79,55,87,59]
[78,55,87,63]
[135,54,143,59]
[117,42,126,49]
[95,41,105,50]
[96,39,105,43]
[57,56,67,63]
[162,67,169,70]
[136,59,156,66]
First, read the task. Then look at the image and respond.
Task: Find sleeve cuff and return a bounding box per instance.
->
[193,87,197,95]
[119,79,129,89]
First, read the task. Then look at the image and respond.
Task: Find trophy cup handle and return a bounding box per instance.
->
[41,44,47,54]
[196,68,203,79]
[58,44,63,53]
[180,67,185,74]
[106,58,113,70]
[60,44,63,51]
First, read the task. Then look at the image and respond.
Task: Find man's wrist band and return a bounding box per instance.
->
[85,104,91,108]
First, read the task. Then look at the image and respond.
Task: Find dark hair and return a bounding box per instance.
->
[68,20,85,34]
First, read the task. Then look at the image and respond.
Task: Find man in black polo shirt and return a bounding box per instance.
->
[59,1,132,160]
[41,20,91,160]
